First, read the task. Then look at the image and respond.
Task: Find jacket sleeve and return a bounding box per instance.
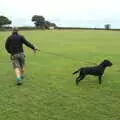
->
[21,36,35,50]
[5,37,11,53]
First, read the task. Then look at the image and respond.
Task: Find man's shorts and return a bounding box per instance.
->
[10,53,25,68]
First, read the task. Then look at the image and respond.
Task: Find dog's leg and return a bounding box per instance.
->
[98,75,102,84]
[79,75,85,81]
[76,76,81,85]
[76,75,85,85]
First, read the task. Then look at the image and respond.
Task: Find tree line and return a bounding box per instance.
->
[0,15,56,29]
[0,15,111,30]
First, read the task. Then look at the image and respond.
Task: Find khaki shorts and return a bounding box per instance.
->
[10,53,25,68]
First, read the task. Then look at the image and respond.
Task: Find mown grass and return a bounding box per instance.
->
[0,30,120,120]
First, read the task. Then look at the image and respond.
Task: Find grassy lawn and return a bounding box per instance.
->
[0,30,120,120]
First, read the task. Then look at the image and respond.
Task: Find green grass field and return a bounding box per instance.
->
[0,30,120,120]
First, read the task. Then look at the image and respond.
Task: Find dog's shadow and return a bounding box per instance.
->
[73,75,107,89]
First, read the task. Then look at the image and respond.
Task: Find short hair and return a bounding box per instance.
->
[12,27,18,33]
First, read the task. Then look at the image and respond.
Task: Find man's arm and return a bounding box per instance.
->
[21,36,36,50]
[5,37,11,53]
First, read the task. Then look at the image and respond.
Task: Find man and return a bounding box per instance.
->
[5,27,39,85]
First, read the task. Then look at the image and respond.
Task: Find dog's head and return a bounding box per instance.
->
[100,59,112,67]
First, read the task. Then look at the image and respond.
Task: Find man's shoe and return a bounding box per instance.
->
[16,78,22,85]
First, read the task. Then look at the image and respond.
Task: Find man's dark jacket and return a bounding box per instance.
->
[5,33,35,55]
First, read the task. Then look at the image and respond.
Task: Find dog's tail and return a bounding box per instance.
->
[73,69,80,75]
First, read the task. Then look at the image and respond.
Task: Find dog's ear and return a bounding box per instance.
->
[104,59,109,62]
[103,59,112,66]
[103,59,110,64]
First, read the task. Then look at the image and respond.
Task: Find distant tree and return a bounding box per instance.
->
[0,16,12,27]
[44,21,56,29]
[32,15,45,29]
[44,21,50,29]
[32,15,57,29]
[51,23,56,28]
[104,24,111,30]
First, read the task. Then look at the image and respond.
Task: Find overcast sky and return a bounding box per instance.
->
[0,0,120,28]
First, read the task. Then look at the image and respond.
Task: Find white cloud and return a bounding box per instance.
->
[0,0,120,27]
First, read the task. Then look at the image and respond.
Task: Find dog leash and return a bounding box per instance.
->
[0,50,97,65]
[40,50,97,65]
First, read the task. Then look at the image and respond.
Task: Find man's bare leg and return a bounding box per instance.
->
[20,67,24,79]
[14,68,22,85]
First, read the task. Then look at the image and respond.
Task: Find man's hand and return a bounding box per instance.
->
[33,48,40,53]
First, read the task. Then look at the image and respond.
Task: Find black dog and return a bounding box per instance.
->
[73,60,112,85]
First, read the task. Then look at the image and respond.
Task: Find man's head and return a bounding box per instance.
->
[12,27,18,34]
